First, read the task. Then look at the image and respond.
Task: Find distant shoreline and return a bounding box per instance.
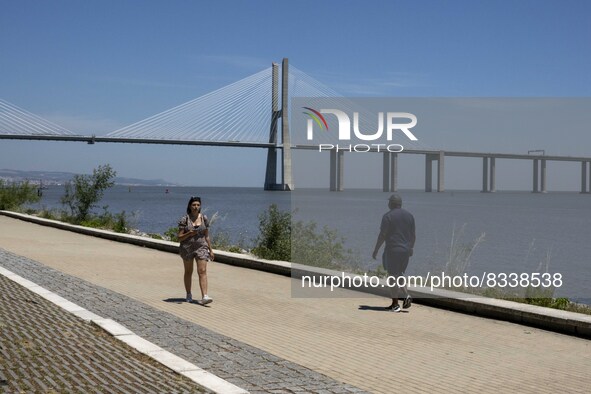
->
[2,169,589,192]
[0,168,178,187]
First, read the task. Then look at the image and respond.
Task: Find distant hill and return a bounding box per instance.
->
[0,169,178,186]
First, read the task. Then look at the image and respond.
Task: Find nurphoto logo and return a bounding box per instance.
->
[302,107,418,152]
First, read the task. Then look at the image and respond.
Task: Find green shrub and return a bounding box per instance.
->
[0,180,40,210]
[291,220,353,269]
[164,226,179,242]
[79,218,101,228]
[211,230,231,250]
[209,229,249,253]
[361,265,388,278]
[251,204,354,268]
[76,207,129,233]
[113,211,127,233]
[61,164,116,222]
[252,204,291,261]
[38,208,63,220]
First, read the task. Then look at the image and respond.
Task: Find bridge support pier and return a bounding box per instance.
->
[425,152,444,192]
[425,155,433,192]
[391,153,398,192]
[437,151,445,192]
[382,152,398,192]
[541,159,547,193]
[482,157,489,192]
[489,157,496,192]
[383,152,389,192]
[264,63,279,190]
[482,157,496,192]
[280,58,294,190]
[330,150,337,191]
[533,159,539,193]
[338,151,344,191]
[532,159,547,193]
[264,58,293,191]
[330,149,344,191]
[582,161,590,193]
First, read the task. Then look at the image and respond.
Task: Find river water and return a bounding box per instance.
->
[29,185,591,303]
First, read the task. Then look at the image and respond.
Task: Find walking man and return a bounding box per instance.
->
[372,193,416,313]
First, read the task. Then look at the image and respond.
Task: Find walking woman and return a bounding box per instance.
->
[178,196,214,304]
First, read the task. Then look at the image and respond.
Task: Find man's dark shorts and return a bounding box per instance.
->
[382,247,410,277]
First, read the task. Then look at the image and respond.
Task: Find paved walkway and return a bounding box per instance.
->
[0,271,206,393]
[1,216,590,393]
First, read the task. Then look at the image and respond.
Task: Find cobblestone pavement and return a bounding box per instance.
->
[0,249,367,394]
[0,272,207,394]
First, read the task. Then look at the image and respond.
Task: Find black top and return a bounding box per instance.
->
[379,207,415,252]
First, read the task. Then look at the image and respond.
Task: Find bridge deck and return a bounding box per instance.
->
[2,133,590,162]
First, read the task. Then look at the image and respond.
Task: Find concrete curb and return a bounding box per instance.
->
[2,210,590,338]
[0,265,249,394]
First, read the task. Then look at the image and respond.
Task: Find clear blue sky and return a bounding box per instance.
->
[1,0,590,189]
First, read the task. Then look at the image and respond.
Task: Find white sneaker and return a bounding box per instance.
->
[186,293,192,303]
[403,295,412,309]
[201,295,213,305]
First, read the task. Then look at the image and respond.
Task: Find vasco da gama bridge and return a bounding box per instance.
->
[1,58,591,193]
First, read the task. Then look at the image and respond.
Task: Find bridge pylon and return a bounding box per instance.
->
[264,58,294,191]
